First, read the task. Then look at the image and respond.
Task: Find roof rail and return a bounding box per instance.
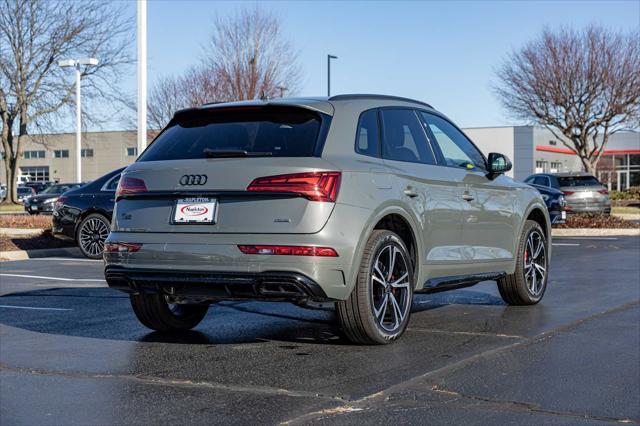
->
[328,94,433,109]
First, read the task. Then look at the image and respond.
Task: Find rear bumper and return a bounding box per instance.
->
[105,265,329,302]
[567,204,611,213]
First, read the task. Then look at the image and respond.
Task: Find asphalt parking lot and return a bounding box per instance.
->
[1,237,639,425]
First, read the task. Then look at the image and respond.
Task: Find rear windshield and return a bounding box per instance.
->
[557,176,601,187]
[139,106,324,161]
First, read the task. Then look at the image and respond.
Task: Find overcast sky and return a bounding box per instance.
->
[103,0,639,131]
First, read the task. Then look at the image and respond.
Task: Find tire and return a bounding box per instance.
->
[77,213,110,259]
[337,230,414,344]
[130,293,209,332]
[498,220,549,305]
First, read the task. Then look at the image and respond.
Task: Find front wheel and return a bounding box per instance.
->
[130,293,209,331]
[337,230,414,344]
[498,220,549,305]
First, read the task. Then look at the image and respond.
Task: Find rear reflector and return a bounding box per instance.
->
[598,189,609,195]
[105,242,143,253]
[247,172,341,202]
[238,245,338,257]
[563,191,574,196]
[116,177,147,197]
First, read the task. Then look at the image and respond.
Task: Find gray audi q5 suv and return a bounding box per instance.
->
[105,94,551,344]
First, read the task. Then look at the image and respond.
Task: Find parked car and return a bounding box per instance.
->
[104,95,551,345]
[23,183,82,215]
[23,181,53,194]
[0,184,6,201]
[525,182,566,224]
[17,185,35,202]
[52,168,123,259]
[524,172,611,214]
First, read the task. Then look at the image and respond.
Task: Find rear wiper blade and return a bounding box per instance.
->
[203,149,273,158]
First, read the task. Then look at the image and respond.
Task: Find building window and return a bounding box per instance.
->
[81,149,94,158]
[127,147,137,156]
[20,166,49,182]
[54,150,69,158]
[550,161,563,172]
[23,150,45,159]
[535,160,548,172]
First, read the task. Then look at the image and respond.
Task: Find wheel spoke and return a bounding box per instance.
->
[387,247,397,281]
[390,272,409,289]
[389,292,404,327]
[533,238,544,259]
[374,294,389,320]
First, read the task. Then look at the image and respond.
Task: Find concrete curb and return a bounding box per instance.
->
[0,247,81,261]
[612,213,640,221]
[0,227,44,237]
[552,228,640,237]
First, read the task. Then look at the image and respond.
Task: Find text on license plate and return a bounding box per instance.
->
[173,198,217,224]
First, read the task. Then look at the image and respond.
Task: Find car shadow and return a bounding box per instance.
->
[0,286,504,346]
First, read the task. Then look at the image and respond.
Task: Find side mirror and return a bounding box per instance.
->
[487,152,512,178]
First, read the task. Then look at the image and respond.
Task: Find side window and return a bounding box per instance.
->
[420,112,486,171]
[355,109,380,157]
[533,176,548,186]
[103,174,121,191]
[380,109,436,165]
[525,176,535,183]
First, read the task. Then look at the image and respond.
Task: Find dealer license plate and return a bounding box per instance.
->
[173,197,217,224]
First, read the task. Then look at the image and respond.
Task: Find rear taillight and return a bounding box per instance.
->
[247,172,341,202]
[563,191,574,196]
[104,242,143,253]
[116,177,147,197]
[238,245,338,257]
[598,189,609,195]
[54,195,68,210]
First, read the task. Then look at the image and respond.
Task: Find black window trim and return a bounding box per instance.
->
[101,173,121,192]
[376,106,439,166]
[416,110,488,172]
[353,108,382,159]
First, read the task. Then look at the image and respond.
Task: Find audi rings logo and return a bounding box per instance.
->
[179,174,208,186]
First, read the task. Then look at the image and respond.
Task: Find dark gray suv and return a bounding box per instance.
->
[105,95,551,344]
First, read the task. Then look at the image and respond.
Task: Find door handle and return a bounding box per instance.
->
[462,192,474,202]
[403,187,418,198]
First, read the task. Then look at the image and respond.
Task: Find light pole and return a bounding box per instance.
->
[58,58,99,182]
[137,0,147,155]
[327,54,337,96]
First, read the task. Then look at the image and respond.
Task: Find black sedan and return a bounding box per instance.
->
[528,183,566,224]
[52,168,124,259]
[23,183,81,214]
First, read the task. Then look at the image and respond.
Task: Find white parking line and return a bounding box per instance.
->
[0,305,71,311]
[27,258,102,263]
[0,274,104,282]
[552,243,580,246]
[555,237,618,240]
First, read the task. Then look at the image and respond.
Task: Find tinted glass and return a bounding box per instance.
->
[533,176,549,186]
[557,176,601,187]
[18,187,32,195]
[104,174,121,191]
[140,107,323,161]
[420,113,485,171]
[380,109,435,164]
[355,109,380,157]
[41,184,79,194]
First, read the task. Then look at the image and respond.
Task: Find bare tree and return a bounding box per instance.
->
[494,25,640,174]
[205,7,300,101]
[147,7,301,130]
[0,0,133,204]
[147,65,222,130]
